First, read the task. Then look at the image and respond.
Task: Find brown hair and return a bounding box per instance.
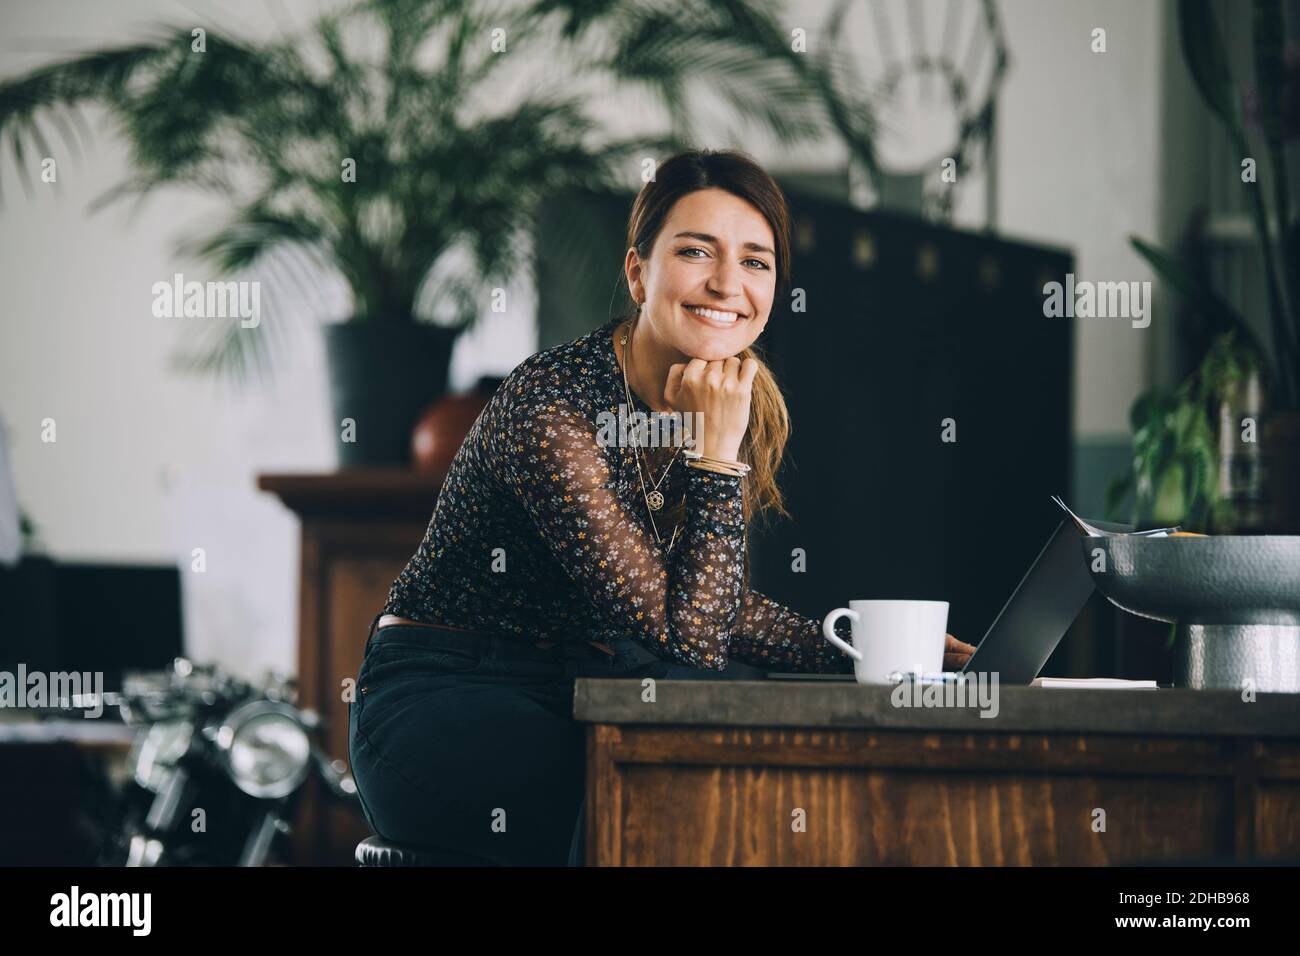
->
[619,149,794,585]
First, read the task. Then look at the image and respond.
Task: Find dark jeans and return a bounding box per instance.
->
[347,613,673,866]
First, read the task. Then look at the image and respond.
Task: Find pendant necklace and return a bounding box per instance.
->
[620,318,683,549]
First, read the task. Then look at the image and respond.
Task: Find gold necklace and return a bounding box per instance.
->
[619,320,682,508]
[622,372,677,510]
[619,319,683,549]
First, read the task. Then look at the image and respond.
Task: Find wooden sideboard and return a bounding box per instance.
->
[575,679,1300,866]
[259,469,442,864]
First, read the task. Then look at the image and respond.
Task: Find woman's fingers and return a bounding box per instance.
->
[944,633,976,671]
[672,356,752,390]
[681,358,708,388]
[945,633,976,653]
[665,363,686,403]
[705,358,728,388]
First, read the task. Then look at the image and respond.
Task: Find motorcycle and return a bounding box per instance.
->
[67,657,359,866]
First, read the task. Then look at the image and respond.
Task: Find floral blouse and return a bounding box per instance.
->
[381,317,853,673]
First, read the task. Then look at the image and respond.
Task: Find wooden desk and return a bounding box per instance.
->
[259,468,442,864]
[574,680,1300,865]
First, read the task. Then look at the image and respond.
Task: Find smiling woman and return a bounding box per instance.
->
[617,159,788,515]
[347,149,973,867]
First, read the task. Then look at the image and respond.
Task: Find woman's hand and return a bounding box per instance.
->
[665,356,758,461]
[944,633,977,671]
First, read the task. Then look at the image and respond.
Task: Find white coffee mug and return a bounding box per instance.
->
[822,600,950,684]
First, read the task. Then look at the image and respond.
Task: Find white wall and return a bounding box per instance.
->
[0,0,1165,679]
[994,0,1161,436]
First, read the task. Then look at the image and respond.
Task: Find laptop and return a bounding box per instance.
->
[768,516,1148,684]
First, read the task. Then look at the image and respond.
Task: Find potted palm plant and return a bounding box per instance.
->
[1120,0,1299,532]
[0,0,880,465]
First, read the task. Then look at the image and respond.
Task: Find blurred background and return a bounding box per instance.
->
[0,0,1297,864]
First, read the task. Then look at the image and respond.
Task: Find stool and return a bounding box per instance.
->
[354,835,497,867]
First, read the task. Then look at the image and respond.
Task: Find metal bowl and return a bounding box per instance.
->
[1081,536,1300,691]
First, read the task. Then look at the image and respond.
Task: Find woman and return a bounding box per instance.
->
[348,148,976,867]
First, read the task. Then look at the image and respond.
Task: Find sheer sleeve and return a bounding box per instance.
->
[497,397,747,670]
[728,589,857,674]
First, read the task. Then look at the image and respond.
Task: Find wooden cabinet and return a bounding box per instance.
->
[259,469,442,864]
[578,680,1300,866]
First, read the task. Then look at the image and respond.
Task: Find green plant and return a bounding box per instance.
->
[1115,0,1297,530]
[1106,332,1258,530]
[0,0,880,387]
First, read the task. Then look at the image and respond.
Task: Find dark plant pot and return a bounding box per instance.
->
[323,321,460,467]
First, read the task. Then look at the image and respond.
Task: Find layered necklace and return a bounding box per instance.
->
[619,317,684,551]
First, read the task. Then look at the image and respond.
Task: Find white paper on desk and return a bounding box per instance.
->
[1049,494,1177,538]
[1031,677,1158,689]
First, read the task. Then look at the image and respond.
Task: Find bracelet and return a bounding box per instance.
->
[683,450,750,477]
[685,459,747,477]
[682,449,751,473]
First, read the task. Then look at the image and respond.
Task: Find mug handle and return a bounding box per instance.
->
[822,608,863,661]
